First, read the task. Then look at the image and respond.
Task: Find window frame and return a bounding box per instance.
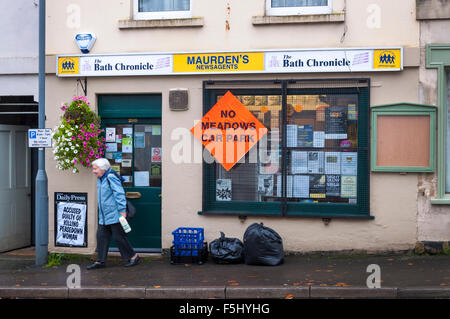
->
[426,44,450,204]
[265,0,332,16]
[200,80,371,219]
[133,0,192,20]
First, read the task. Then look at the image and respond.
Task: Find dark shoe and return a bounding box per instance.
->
[86,262,105,270]
[124,255,140,267]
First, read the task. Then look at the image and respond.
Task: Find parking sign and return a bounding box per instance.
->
[28,129,53,148]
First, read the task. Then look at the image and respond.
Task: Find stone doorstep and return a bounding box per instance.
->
[1,286,450,299]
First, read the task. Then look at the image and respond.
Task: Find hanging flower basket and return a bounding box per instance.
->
[52,96,105,173]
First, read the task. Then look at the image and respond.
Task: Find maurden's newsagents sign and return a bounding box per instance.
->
[57,47,402,77]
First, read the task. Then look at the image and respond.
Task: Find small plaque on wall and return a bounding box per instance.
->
[169,88,188,111]
[371,103,436,172]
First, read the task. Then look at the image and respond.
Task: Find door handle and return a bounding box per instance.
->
[126,192,141,199]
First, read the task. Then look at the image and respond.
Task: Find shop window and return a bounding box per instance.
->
[134,0,192,20]
[201,80,370,218]
[266,0,332,16]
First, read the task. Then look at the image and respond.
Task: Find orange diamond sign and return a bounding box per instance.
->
[191,91,268,171]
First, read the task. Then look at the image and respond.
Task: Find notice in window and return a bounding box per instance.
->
[308,151,324,174]
[326,175,340,197]
[341,152,358,175]
[287,124,298,147]
[216,179,232,201]
[258,175,274,197]
[291,151,308,174]
[325,106,348,139]
[122,138,133,153]
[293,175,309,198]
[134,171,150,187]
[341,175,357,198]
[313,131,325,148]
[298,125,313,147]
[309,175,326,199]
[325,152,341,175]
[105,128,116,142]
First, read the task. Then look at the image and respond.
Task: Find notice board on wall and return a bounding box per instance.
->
[371,103,436,172]
[54,192,88,247]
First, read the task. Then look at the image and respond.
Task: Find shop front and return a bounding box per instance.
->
[47,46,423,254]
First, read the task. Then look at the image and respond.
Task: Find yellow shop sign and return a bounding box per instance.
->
[173,52,264,73]
[373,49,401,69]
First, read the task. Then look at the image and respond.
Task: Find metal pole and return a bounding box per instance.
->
[36,0,48,266]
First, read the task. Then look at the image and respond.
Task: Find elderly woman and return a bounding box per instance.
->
[87,158,139,269]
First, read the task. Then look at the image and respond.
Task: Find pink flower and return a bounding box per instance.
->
[73,159,77,164]
[61,105,66,111]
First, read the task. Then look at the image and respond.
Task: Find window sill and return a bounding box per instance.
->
[431,195,450,205]
[118,17,204,29]
[198,211,374,219]
[252,12,345,25]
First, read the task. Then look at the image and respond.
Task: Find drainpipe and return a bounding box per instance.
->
[35,0,48,266]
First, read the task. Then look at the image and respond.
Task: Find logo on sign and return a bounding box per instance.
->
[190,91,268,171]
[58,57,79,75]
[29,131,37,139]
[374,49,401,69]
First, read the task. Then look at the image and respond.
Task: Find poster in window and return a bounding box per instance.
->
[286,124,298,147]
[259,152,279,174]
[55,192,87,247]
[308,151,324,174]
[309,175,326,199]
[105,127,116,142]
[291,151,308,174]
[326,175,340,197]
[341,175,357,198]
[216,179,232,201]
[348,104,358,120]
[325,152,341,174]
[293,175,309,198]
[325,106,348,139]
[297,125,313,147]
[341,152,358,175]
[258,175,274,197]
[313,131,325,148]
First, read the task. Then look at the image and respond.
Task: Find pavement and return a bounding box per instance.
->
[0,247,449,299]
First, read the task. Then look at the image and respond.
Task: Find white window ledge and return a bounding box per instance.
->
[118,17,204,29]
[252,12,345,25]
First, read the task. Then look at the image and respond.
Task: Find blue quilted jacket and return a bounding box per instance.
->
[97,169,126,225]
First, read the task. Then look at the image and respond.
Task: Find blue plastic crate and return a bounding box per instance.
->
[170,243,208,265]
[172,227,204,255]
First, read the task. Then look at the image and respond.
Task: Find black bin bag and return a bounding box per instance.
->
[243,223,284,266]
[209,232,244,264]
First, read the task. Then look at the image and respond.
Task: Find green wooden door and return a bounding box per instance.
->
[99,95,162,251]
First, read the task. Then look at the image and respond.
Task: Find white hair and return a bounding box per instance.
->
[92,158,111,171]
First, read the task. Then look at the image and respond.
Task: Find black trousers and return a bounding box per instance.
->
[96,223,136,263]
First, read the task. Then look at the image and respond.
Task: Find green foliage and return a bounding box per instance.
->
[45,253,65,268]
[52,96,106,173]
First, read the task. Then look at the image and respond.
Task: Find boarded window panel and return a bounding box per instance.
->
[376,115,430,167]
